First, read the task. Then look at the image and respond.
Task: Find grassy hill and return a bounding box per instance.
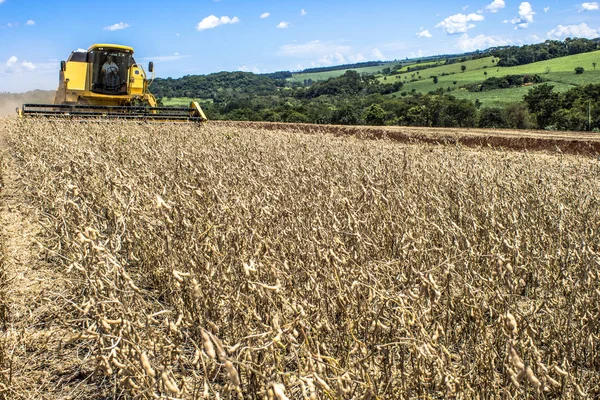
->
[287,51,600,108]
[288,62,396,83]
[390,51,600,108]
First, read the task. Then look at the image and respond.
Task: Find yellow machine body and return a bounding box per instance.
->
[54,44,157,107]
[20,43,207,122]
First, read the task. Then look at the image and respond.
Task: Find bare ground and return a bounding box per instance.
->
[215,120,600,156]
[0,131,99,399]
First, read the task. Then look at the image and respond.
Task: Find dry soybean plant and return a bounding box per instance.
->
[0,151,8,398]
[2,118,600,398]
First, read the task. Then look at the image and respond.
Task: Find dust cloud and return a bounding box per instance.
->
[0,91,54,116]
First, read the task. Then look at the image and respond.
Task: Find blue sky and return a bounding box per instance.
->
[1,0,599,92]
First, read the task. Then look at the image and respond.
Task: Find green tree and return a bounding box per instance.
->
[331,104,360,125]
[365,104,387,125]
[479,108,508,128]
[432,76,438,84]
[575,67,585,74]
[524,84,560,128]
[593,62,597,70]
[504,103,534,129]
[283,111,310,123]
[461,65,467,73]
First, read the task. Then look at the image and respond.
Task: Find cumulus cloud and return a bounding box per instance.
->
[278,40,350,58]
[510,2,535,29]
[21,61,35,70]
[544,7,550,12]
[485,0,506,13]
[277,21,290,28]
[317,53,348,66]
[4,56,36,73]
[196,15,240,31]
[547,23,600,39]
[260,12,270,19]
[25,20,35,26]
[300,9,307,16]
[580,2,599,11]
[103,22,129,31]
[371,48,386,60]
[456,34,513,52]
[5,56,18,72]
[278,40,367,67]
[239,65,262,73]
[436,13,484,34]
[417,29,433,38]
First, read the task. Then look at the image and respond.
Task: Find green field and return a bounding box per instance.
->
[449,82,577,108]
[391,51,600,108]
[162,97,213,107]
[288,63,396,83]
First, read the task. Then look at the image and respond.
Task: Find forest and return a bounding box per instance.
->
[150,38,600,131]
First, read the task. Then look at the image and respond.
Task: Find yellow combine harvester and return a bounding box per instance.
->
[18,44,207,122]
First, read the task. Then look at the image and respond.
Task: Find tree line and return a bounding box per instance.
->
[489,38,599,67]
[196,78,599,132]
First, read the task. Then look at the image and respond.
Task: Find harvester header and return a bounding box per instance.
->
[18,43,207,122]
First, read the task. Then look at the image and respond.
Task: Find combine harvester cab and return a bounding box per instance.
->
[18,44,207,122]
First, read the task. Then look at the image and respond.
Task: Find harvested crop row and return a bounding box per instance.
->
[3,119,600,398]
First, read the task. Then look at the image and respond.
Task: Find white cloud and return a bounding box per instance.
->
[580,2,599,11]
[544,7,550,12]
[239,65,262,73]
[0,58,57,92]
[462,5,469,11]
[260,12,270,19]
[436,13,484,34]
[456,34,513,51]
[196,15,240,31]
[372,48,386,60]
[141,53,190,62]
[510,2,535,29]
[103,22,130,31]
[300,9,307,16]
[547,23,600,39]
[529,34,543,42]
[278,40,367,67]
[317,53,347,66]
[277,21,290,28]
[278,40,351,58]
[485,0,505,13]
[6,56,18,72]
[21,61,35,70]
[25,20,35,26]
[4,56,36,73]
[417,29,433,38]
